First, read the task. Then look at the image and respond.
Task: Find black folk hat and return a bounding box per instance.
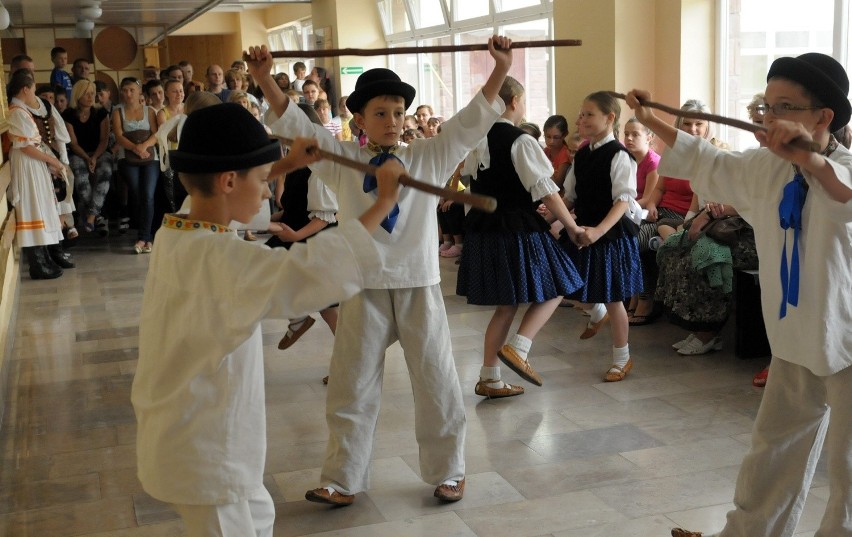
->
[170,103,282,174]
[767,52,851,132]
[346,68,416,114]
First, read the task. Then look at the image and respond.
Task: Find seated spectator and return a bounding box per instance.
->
[542,115,571,191]
[402,128,424,144]
[519,121,541,143]
[437,163,466,258]
[631,99,725,325]
[425,116,442,138]
[415,104,433,133]
[404,114,418,131]
[273,72,290,91]
[656,197,757,355]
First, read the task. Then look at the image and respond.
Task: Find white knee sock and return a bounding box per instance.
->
[506,333,532,360]
[589,303,607,323]
[480,366,506,388]
[612,344,630,369]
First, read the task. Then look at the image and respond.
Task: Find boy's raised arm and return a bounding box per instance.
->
[480,36,514,105]
[246,46,289,119]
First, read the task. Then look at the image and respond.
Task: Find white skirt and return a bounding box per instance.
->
[9,148,63,248]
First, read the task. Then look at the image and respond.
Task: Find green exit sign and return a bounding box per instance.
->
[340,66,364,75]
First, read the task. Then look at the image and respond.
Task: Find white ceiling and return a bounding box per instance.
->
[1,0,310,44]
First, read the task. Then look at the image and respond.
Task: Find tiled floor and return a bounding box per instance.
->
[0,233,826,536]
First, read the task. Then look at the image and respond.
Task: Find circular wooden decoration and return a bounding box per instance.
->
[94,71,118,107]
[93,26,138,70]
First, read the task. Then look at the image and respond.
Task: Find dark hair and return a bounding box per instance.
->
[297,102,323,126]
[143,79,163,95]
[7,69,35,99]
[72,58,90,69]
[231,60,246,70]
[519,122,541,140]
[402,128,424,140]
[302,79,319,90]
[120,77,141,89]
[36,84,55,96]
[543,114,569,135]
[94,80,108,93]
[293,61,306,73]
[50,47,67,59]
[585,90,622,139]
[179,170,249,197]
[10,55,34,73]
[178,60,192,68]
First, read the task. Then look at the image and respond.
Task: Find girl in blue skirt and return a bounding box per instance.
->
[457,76,584,398]
[562,91,643,382]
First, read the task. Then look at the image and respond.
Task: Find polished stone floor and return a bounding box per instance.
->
[0,233,825,536]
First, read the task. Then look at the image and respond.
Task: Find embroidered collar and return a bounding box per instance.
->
[365,140,400,155]
[161,214,232,233]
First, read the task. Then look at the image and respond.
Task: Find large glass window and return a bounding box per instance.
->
[379,0,555,127]
[722,0,834,149]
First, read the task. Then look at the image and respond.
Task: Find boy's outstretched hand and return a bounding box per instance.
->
[245,46,274,81]
[625,89,654,124]
[288,137,322,169]
[488,35,514,70]
[374,158,404,205]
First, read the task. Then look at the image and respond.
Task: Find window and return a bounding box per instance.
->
[267,19,314,78]
[721,0,835,150]
[379,0,555,127]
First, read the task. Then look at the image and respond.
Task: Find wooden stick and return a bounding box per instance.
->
[607,91,821,152]
[245,39,581,60]
[272,136,497,213]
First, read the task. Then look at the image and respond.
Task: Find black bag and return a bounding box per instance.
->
[123,129,155,164]
[700,215,751,246]
[53,174,68,202]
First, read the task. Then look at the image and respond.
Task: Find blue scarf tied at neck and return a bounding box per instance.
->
[363,151,401,233]
[778,171,807,318]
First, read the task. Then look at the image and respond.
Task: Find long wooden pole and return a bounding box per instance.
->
[607,91,820,152]
[272,136,497,213]
[244,39,581,60]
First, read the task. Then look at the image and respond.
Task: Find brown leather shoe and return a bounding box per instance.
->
[580,312,609,339]
[497,345,542,386]
[475,379,524,398]
[434,478,465,502]
[278,316,316,350]
[305,487,355,506]
[604,357,633,382]
[671,529,702,537]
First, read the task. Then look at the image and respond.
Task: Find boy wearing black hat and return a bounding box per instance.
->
[627,53,852,537]
[247,37,512,505]
[131,103,404,536]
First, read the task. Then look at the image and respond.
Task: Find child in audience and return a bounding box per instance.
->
[248,34,513,505]
[314,98,342,140]
[437,162,466,258]
[458,77,584,397]
[629,52,852,537]
[292,61,307,92]
[132,102,403,537]
[50,46,73,101]
[543,115,572,191]
[561,91,642,382]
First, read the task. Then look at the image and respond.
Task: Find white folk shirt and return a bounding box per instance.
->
[659,129,852,376]
[269,91,503,289]
[462,117,560,201]
[131,217,381,504]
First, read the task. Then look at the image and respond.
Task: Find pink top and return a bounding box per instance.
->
[636,149,660,198]
[659,176,694,215]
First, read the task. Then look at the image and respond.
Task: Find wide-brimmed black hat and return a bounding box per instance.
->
[346,68,415,114]
[767,52,851,132]
[170,103,282,173]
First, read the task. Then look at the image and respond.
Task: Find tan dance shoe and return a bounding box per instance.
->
[497,345,542,386]
[434,478,465,502]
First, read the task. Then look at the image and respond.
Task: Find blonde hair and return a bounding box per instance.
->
[228,90,250,108]
[69,79,97,109]
[498,76,525,107]
[184,91,221,115]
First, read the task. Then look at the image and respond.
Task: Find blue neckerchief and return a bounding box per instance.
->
[363,150,401,233]
[778,170,807,318]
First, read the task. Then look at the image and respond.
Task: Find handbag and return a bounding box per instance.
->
[699,215,751,246]
[123,129,155,164]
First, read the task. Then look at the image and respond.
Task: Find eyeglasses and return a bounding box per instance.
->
[753,103,822,116]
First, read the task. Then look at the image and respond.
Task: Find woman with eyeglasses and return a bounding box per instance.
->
[112,77,159,254]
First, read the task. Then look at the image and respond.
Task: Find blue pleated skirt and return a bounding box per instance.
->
[563,235,643,303]
[457,231,584,306]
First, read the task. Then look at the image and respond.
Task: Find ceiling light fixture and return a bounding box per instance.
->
[80,1,102,20]
[76,19,95,32]
[0,1,10,31]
